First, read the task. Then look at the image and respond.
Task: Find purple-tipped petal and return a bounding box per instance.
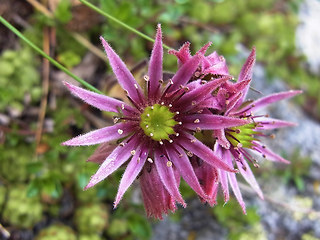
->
[148,24,163,100]
[87,143,117,164]
[154,149,186,207]
[175,76,231,110]
[62,122,134,146]
[237,47,256,104]
[236,158,264,199]
[166,144,207,200]
[168,42,191,67]
[140,165,177,219]
[252,142,290,164]
[255,118,297,130]
[234,90,303,114]
[224,150,246,214]
[214,144,230,202]
[63,81,134,113]
[182,114,249,130]
[84,136,139,190]
[100,37,144,104]
[114,146,148,207]
[169,54,202,92]
[178,133,237,173]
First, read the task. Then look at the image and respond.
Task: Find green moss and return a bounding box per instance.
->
[35,224,76,240]
[2,185,43,228]
[74,203,109,235]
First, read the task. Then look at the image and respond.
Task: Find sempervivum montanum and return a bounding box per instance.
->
[62,25,248,219]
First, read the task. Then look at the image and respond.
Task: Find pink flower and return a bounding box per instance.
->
[62,25,248,219]
[196,48,302,213]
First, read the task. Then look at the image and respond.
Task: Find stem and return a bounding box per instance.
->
[79,0,172,50]
[0,16,102,94]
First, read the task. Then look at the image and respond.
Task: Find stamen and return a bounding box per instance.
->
[167,161,173,167]
[118,129,123,135]
[187,151,193,157]
[147,158,153,163]
[169,139,173,143]
[131,150,136,155]
[194,119,200,123]
[134,84,138,89]
[159,141,164,145]
[144,75,150,81]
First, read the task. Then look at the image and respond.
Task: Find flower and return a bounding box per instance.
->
[169,41,229,79]
[62,25,248,219]
[192,47,302,213]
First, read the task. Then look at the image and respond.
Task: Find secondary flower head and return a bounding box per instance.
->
[62,25,248,219]
[195,48,302,213]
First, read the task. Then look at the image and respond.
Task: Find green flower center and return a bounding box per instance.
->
[140,104,178,141]
[226,123,260,148]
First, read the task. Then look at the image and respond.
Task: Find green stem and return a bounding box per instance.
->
[0,16,102,94]
[79,0,172,50]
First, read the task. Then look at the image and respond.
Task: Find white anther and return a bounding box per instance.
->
[147,158,153,163]
[119,142,125,147]
[161,102,165,105]
[151,106,154,109]
[168,104,173,108]
[192,101,196,106]
[137,157,141,163]
[145,125,149,129]
[169,139,173,143]
[121,104,125,110]
[167,161,172,167]
[159,141,163,145]
[147,113,150,117]
[191,139,196,143]
[118,129,123,135]
[176,111,180,115]
[131,150,136,155]
[176,133,179,137]
[178,122,182,125]
[169,79,173,84]
[194,119,200,123]
[150,133,154,137]
[187,151,193,157]
[144,75,150,81]
[134,84,138,89]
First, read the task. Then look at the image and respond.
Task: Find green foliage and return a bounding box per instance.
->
[35,224,77,240]
[74,203,109,234]
[212,198,260,240]
[2,185,43,228]
[0,47,40,111]
[0,185,6,210]
[279,149,312,191]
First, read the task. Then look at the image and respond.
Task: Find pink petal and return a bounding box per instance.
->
[114,145,148,207]
[234,90,303,114]
[63,81,134,113]
[224,150,246,214]
[168,42,191,67]
[87,143,117,164]
[140,165,177,219]
[214,129,230,149]
[154,149,186,207]
[84,136,139,190]
[182,114,249,130]
[62,122,134,146]
[175,76,231,110]
[169,54,202,92]
[148,24,163,100]
[237,47,256,103]
[193,161,219,206]
[166,144,207,200]
[178,133,237,173]
[236,157,264,199]
[255,118,297,130]
[100,37,144,104]
[214,145,229,202]
[252,142,290,164]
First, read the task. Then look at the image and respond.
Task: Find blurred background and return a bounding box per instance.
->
[0,0,320,239]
